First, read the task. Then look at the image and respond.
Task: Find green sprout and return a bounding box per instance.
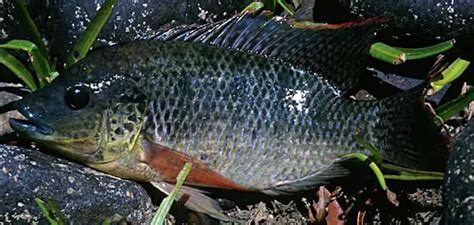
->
[428,58,470,95]
[0,0,116,91]
[150,163,193,225]
[242,2,265,13]
[65,0,117,68]
[244,1,295,15]
[369,40,455,65]
[436,88,474,124]
[343,135,444,193]
[11,0,49,63]
[35,197,65,225]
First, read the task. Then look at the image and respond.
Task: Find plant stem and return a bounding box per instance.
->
[65,0,117,69]
[435,88,474,123]
[11,0,49,64]
[150,163,192,225]
[343,153,387,190]
[0,49,37,90]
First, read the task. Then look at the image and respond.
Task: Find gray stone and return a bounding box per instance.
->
[0,0,251,62]
[443,120,474,224]
[0,82,24,136]
[0,144,153,224]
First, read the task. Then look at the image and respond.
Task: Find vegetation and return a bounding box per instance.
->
[0,0,116,91]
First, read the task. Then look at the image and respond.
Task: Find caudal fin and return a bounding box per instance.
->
[374,86,450,171]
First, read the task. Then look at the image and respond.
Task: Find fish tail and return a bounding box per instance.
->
[373,86,450,171]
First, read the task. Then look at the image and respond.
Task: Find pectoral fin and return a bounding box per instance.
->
[151,181,241,223]
[141,140,250,191]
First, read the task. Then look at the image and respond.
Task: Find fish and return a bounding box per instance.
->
[9,13,448,221]
[443,119,473,225]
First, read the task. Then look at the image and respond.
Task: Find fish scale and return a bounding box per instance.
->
[134,41,376,190]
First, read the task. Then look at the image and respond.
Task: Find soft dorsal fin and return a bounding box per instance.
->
[152,13,382,93]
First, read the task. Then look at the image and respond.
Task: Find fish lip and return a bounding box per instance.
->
[9,101,53,136]
[9,118,52,135]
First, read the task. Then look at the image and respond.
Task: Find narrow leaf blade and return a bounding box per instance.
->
[0,48,37,90]
[0,40,52,86]
[150,163,192,225]
[65,0,116,68]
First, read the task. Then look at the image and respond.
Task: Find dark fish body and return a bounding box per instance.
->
[315,0,474,39]
[9,14,448,220]
[443,120,474,225]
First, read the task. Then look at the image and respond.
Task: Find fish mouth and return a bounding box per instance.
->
[9,101,53,138]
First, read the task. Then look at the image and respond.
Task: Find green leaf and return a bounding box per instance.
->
[429,58,470,94]
[150,163,192,225]
[11,0,49,63]
[342,153,387,190]
[277,0,295,15]
[354,133,382,164]
[436,88,474,123]
[0,40,52,86]
[242,2,265,13]
[34,197,65,225]
[370,40,455,65]
[381,163,444,180]
[397,39,455,60]
[65,0,117,68]
[369,42,406,65]
[0,48,37,90]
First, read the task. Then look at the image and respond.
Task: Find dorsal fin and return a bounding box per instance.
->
[152,13,382,93]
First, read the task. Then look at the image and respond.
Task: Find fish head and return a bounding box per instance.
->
[10,58,148,165]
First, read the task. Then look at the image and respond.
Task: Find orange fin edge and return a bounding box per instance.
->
[141,140,250,191]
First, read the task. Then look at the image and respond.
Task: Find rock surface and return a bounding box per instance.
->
[443,120,474,225]
[0,0,251,61]
[0,144,153,224]
[0,82,24,136]
[314,0,474,39]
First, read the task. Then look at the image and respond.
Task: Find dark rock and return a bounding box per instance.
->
[314,0,474,40]
[0,144,153,224]
[443,120,474,224]
[0,82,25,136]
[0,0,251,64]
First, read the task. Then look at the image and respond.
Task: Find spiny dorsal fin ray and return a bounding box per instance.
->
[152,13,382,94]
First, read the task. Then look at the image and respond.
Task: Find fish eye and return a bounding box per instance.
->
[65,86,90,110]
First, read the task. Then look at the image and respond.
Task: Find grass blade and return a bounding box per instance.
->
[370,40,454,65]
[277,0,295,15]
[0,40,52,86]
[35,197,66,225]
[397,39,455,60]
[241,2,265,13]
[342,153,387,191]
[369,42,406,65]
[65,0,116,68]
[436,88,474,123]
[150,163,192,225]
[0,48,37,90]
[11,0,49,63]
[429,58,470,94]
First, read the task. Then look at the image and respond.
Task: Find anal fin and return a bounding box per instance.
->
[151,181,241,223]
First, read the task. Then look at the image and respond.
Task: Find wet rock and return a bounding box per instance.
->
[443,120,474,224]
[0,0,251,62]
[0,82,25,136]
[0,144,153,224]
[314,0,474,40]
